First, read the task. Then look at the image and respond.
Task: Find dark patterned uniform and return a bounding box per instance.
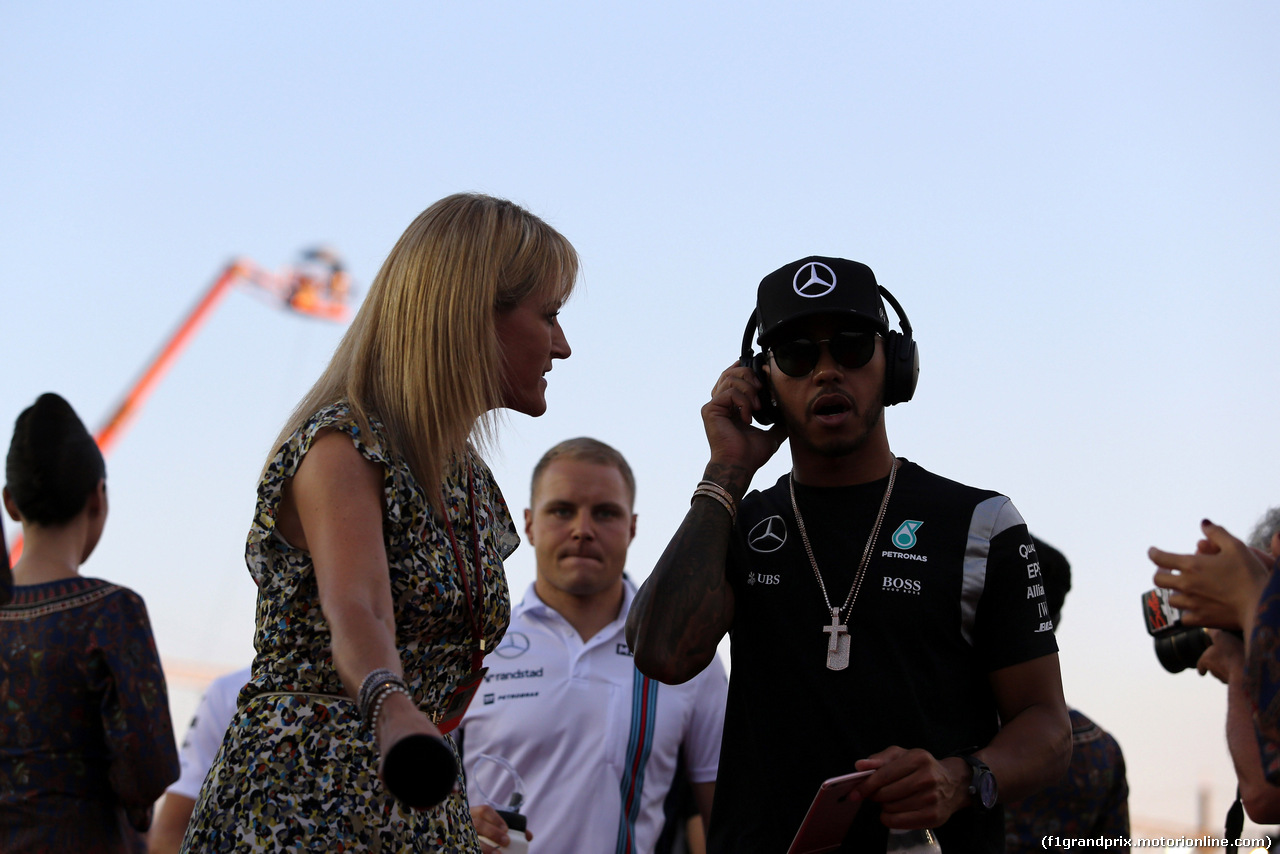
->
[708,461,1058,854]
[182,402,517,852]
[1247,558,1280,783]
[0,577,179,853]
[1003,709,1129,851]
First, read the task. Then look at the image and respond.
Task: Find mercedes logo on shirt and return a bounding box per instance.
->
[494,631,531,659]
[748,515,788,553]
[793,261,837,299]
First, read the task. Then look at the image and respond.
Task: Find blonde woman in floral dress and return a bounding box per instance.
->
[181,194,577,852]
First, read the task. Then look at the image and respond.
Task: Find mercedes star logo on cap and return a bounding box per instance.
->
[793,261,837,299]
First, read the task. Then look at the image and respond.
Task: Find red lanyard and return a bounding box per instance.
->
[441,462,486,673]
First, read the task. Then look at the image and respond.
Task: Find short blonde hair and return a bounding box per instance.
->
[270,193,578,505]
[530,437,635,508]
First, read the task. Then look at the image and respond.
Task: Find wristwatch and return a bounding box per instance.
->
[960,754,998,809]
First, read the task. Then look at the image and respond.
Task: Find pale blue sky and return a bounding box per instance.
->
[3,1,1278,830]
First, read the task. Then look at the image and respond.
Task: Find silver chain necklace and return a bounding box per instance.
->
[788,458,898,671]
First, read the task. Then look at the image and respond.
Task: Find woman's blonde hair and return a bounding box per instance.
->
[269,193,578,505]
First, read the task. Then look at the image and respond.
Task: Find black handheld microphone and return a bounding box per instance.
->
[381,733,458,810]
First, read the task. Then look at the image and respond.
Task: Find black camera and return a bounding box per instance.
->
[1141,587,1213,673]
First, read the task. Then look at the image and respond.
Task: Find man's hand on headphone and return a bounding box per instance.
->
[703,361,786,478]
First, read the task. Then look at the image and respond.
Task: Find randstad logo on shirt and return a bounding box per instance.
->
[890,520,923,550]
[483,668,544,683]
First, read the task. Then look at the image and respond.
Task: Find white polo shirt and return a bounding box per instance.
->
[168,666,252,799]
[459,581,727,854]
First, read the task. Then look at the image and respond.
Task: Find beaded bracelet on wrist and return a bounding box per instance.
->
[358,668,408,722]
[367,683,413,735]
[358,668,396,709]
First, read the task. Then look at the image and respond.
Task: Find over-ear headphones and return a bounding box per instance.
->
[739,310,781,426]
[738,285,920,426]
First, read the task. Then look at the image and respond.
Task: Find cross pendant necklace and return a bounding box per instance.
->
[823,607,850,670]
[789,457,898,671]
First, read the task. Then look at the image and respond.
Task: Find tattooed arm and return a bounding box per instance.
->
[627,362,785,684]
[628,462,746,683]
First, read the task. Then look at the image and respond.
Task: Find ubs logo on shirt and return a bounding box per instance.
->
[747,571,781,586]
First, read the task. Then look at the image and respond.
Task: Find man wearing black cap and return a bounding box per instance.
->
[627,257,1071,853]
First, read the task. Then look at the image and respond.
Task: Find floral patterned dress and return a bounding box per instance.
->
[182,402,516,852]
[1248,557,1280,783]
[1002,709,1129,850]
[0,577,179,853]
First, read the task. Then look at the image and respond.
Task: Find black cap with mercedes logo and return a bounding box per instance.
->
[755,256,889,346]
[739,255,919,419]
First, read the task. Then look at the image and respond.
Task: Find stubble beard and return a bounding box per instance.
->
[781,396,885,460]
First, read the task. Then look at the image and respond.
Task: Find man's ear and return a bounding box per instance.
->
[628,513,637,545]
[524,507,534,544]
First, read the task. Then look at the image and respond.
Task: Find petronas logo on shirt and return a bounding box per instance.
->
[891,520,923,550]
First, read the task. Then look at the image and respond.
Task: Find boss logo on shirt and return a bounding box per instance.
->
[881,575,922,595]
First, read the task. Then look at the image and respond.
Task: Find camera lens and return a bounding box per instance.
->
[1153,627,1212,673]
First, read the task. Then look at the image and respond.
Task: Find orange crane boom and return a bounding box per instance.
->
[6,253,350,569]
[95,261,243,456]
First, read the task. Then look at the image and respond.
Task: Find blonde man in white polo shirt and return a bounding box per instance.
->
[460,438,727,854]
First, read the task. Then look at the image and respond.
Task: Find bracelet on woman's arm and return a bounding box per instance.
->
[363,674,458,810]
[358,668,409,724]
[367,683,413,736]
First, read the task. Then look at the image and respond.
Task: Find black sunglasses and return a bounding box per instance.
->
[770,331,877,377]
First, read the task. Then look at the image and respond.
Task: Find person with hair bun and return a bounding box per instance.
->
[181,193,578,851]
[0,392,179,853]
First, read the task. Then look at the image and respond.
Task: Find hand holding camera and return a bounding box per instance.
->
[1149,519,1272,634]
[1197,629,1245,684]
